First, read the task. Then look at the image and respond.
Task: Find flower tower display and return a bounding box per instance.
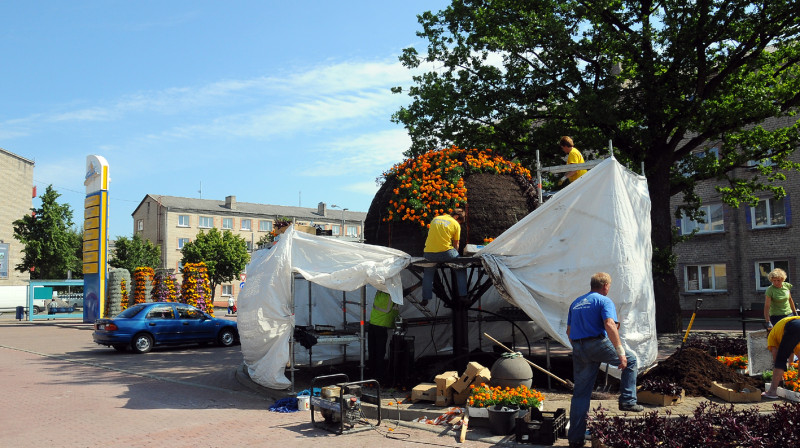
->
[151,270,179,302]
[181,262,213,316]
[364,146,538,256]
[119,279,129,312]
[132,267,154,304]
[106,267,131,317]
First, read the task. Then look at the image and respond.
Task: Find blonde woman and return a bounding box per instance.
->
[764,268,798,329]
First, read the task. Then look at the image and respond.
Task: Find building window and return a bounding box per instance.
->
[241,219,251,231]
[756,260,790,290]
[680,147,719,176]
[679,204,724,235]
[750,197,787,228]
[199,216,213,228]
[259,220,272,232]
[346,225,358,237]
[331,224,341,235]
[222,284,233,296]
[137,220,143,231]
[246,241,253,252]
[684,264,727,292]
[178,215,190,227]
[178,238,190,249]
[222,218,233,229]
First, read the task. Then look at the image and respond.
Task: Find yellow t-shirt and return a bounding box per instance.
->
[767,315,800,353]
[567,148,588,182]
[424,214,461,253]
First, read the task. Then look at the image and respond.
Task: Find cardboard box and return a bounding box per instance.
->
[453,362,486,393]
[411,383,437,403]
[435,371,459,391]
[435,390,453,406]
[474,367,491,386]
[637,388,685,406]
[453,387,471,405]
[709,381,762,403]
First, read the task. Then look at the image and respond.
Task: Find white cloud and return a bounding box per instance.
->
[300,128,410,177]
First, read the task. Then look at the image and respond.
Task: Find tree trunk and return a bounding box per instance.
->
[647,155,683,334]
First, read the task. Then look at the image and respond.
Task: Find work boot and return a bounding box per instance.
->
[619,403,644,412]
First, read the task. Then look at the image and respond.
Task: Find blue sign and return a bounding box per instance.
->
[240,282,245,289]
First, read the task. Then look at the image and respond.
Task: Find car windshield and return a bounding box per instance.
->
[116,304,147,318]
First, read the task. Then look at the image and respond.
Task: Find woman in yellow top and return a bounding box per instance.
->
[763,315,800,399]
[559,136,587,184]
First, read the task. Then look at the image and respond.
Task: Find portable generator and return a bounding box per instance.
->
[309,374,381,434]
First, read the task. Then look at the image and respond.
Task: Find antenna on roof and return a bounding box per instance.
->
[198,181,202,199]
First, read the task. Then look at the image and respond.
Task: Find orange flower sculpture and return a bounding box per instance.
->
[467,383,545,409]
[132,267,154,305]
[381,146,532,228]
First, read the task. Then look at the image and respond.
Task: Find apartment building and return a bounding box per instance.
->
[0,148,34,283]
[0,148,34,307]
[131,195,366,302]
[670,116,800,317]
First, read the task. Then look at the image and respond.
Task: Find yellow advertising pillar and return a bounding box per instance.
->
[83,155,109,323]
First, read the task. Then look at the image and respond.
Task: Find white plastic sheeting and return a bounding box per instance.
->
[479,157,658,368]
[238,157,657,389]
[237,230,410,389]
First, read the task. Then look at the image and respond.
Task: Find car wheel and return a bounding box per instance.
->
[218,328,236,347]
[33,306,41,315]
[132,333,153,354]
[112,344,128,352]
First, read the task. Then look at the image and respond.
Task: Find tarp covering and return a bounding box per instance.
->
[238,157,657,389]
[237,230,411,389]
[479,157,657,368]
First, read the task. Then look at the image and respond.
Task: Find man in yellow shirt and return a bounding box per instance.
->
[421,208,467,306]
[763,315,800,398]
[559,136,587,184]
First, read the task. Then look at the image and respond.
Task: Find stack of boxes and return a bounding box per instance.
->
[411,361,491,406]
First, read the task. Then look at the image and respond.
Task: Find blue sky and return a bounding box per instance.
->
[1,0,450,239]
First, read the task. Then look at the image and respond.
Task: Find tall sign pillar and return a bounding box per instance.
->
[83,155,109,323]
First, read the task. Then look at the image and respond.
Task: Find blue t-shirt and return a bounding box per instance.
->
[567,291,618,340]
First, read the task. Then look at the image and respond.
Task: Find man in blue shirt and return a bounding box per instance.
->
[566,273,642,448]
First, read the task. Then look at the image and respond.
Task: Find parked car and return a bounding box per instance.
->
[93,302,238,354]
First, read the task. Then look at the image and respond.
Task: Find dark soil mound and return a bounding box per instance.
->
[364,173,538,256]
[640,347,762,396]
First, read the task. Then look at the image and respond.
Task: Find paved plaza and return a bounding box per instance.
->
[0,312,783,447]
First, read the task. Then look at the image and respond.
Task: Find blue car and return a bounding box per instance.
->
[93,302,239,354]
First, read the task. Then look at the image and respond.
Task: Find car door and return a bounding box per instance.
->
[176,305,215,342]
[144,304,181,343]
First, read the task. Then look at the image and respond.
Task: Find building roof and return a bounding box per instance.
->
[133,194,366,223]
[0,147,35,165]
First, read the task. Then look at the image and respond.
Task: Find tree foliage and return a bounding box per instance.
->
[393,0,800,332]
[12,185,82,279]
[109,234,161,274]
[180,228,250,299]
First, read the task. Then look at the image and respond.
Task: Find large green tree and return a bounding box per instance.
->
[393,0,800,332]
[180,228,250,299]
[13,185,82,279]
[109,234,161,274]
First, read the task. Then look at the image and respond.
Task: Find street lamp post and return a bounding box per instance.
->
[331,204,348,237]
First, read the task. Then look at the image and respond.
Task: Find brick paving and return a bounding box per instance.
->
[0,314,787,447]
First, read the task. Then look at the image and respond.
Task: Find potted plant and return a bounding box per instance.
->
[467,383,545,417]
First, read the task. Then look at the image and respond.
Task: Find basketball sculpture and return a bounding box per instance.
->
[364,146,538,255]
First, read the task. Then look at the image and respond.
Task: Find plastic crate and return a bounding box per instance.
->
[515,408,567,445]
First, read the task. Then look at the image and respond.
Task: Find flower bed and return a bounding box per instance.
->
[588,401,800,447]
